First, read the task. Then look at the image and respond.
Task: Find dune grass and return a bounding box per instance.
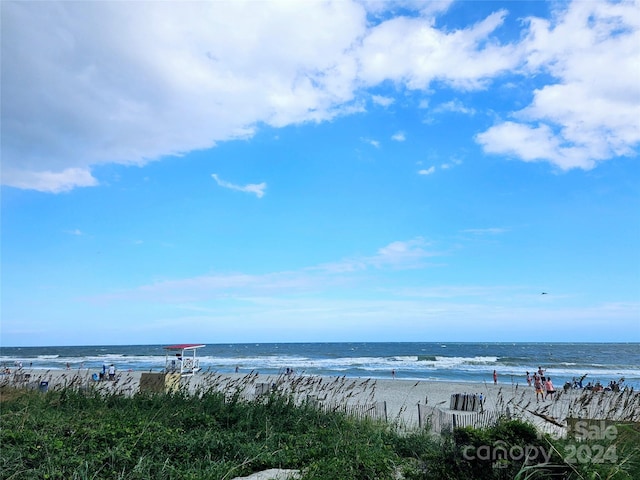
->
[1,383,402,480]
[1,376,638,480]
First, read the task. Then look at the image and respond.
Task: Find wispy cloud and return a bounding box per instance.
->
[94,238,440,303]
[440,158,462,170]
[419,157,462,175]
[434,99,476,115]
[371,95,395,107]
[211,174,266,198]
[372,238,437,268]
[392,285,519,299]
[391,131,406,142]
[6,168,98,193]
[66,228,84,236]
[317,238,439,273]
[361,137,381,148]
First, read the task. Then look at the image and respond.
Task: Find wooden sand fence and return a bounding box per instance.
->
[250,381,388,423]
[418,404,506,433]
[312,398,388,423]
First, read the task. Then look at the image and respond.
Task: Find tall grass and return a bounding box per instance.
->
[1,372,638,480]
[0,377,401,480]
[502,385,640,480]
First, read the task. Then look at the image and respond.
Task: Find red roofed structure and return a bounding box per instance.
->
[164,344,206,351]
[164,343,205,377]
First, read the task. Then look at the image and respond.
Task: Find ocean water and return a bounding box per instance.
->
[1,342,638,389]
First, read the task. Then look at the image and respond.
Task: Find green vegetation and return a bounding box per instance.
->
[1,385,638,480]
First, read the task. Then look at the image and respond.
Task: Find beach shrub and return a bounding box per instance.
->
[547,421,640,480]
[0,386,403,480]
[391,429,438,459]
[2,384,637,480]
[399,419,570,480]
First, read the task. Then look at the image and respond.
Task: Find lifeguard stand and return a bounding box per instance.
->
[139,343,205,393]
[164,343,205,377]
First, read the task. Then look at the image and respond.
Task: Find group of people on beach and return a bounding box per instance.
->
[1,361,28,374]
[525,367,556,402]
[582,378,625,392]
[98,363,116,381]
[523,367,627,402]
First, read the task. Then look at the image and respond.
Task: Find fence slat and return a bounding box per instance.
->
[419,405,505,433]
[319,401,387,422]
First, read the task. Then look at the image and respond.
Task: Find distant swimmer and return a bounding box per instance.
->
[541,292,548,295]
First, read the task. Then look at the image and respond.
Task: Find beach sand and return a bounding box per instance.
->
[7,367,593,434]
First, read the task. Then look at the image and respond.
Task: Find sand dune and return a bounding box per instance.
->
[6,368,637,437]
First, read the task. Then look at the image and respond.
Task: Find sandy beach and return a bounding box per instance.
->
[4,367,638,480]
[9,366,626,437]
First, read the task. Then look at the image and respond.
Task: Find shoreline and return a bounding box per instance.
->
[3,365,627,388]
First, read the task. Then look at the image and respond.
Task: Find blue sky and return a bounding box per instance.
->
[2,0,639,347]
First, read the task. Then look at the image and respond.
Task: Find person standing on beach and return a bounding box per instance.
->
[526,371,532,386]
[493,370,498,384]
[534,374,544,402]
[545,377,556,399]
[108,364,116,381]
[391,369,396,380]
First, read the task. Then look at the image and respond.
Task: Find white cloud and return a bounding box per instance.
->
[357,9,519,90]
[476,121,597,169]
[0,2,522,193]
[66,228,84,236]
[358,0,454,17]
[2,0,637,192]
[477,0,640,170]
[418,156,461,174]
[440,158,462,170]
[372,238,435,268]
[319,238,439,272]
[2,1,366,192]
[371,94,395,107]
[391,131,406,142]
[434,99,476,115]
[98,237,439,302]
[361,137,380,148]
[2,168,98,193]
[211,174,266,198]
